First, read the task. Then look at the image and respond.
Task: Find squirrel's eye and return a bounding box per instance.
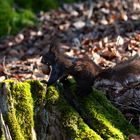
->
[46,60,51,65]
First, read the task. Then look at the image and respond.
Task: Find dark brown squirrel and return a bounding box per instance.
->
[41,40,102,95]
[41,40,140,95]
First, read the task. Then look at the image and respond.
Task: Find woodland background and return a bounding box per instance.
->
[0,0,140,139]
[0,0,78,36]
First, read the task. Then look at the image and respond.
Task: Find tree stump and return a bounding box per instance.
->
[0,79,137,140]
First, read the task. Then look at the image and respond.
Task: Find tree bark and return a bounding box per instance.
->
[0,79,137,140]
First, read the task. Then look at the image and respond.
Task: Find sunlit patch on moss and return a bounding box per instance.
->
[46,86,60,105]
[26,80,47,139]
[65,78,137,140]
[11,82,34,139]
[26,80,46,107]
[46,86,103,140]
[0,80,35,139]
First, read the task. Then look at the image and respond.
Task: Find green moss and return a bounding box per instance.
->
[0,0,80,36]
[62,79,137,140]
[12,82,34,139]
[26,80,46,107]
[46,86,60,105]
[46,86,103,140]
[0,79,136,140]
[2,81,25,140]
[0,133,5,140]
[0,1,36,36]
[26,80,47,139]
[18,9,35,26]
[0,1,14,36]
[92,89,136,134]
[0,80,35,140]
[0,80,47,139]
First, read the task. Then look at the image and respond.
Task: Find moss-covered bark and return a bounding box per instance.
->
[0,80,47,140]
[46,86,102,140]
[46,79,137,140]
[0,79,137,140]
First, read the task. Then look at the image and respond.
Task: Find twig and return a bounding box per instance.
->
[114,102,140,113]
[88,0,94,19]
[2,56,11,77]
[0,110,12,140]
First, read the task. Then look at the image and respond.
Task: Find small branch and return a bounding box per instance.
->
[0,110,12,140]
[88,0,94,19]
[2,56,11,77]
[114,102,140,113]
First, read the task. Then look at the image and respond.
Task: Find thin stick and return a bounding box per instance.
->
[0,110,12,140]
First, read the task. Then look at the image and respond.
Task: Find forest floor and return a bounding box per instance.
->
[0,0,140,131]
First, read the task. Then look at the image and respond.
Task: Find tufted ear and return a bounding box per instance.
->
[48,36,61,56]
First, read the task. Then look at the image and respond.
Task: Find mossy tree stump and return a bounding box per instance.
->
[0,79,137,140]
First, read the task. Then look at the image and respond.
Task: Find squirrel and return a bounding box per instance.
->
[41,39,140,95]
[41,40,102,95]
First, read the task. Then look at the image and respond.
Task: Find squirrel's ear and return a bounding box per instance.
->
[49,35,60,52]
[49,41,61,59]
[49,42,56,53]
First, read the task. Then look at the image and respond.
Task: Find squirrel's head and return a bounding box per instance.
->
[41,38,60,65]
[41,39,66,85]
